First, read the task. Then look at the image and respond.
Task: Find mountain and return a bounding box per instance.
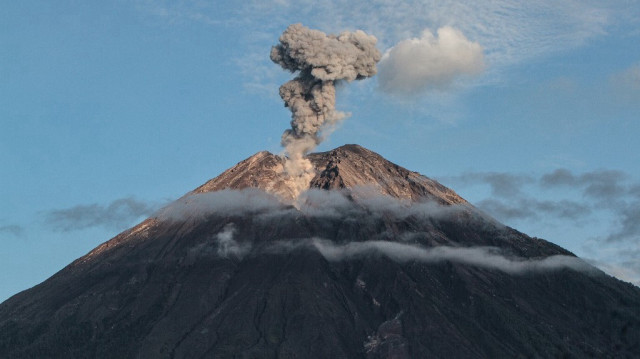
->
[195,144,464,205]
[1,144,639,358]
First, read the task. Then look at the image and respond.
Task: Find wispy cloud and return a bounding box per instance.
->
[442,168,640,286]
[586,253,640,287]
[45,197,161,232]
[445,169,638,218]
[0,224,25,238]
[540,169,628,201]
[157,188,286,221]
[269,238,596,275]
[134,1,636,91]
[157,187,471,224]
[606,201,640,242]
[477,198,590,221]
[215,223,251,259]
[138,185,634,283]
[237,0,617,65]
[134,0,235,26]
[446,172,535,198]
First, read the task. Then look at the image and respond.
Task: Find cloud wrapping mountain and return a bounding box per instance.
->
[269,238,595,275]
[442,168,640,286]
[156,187,471,224]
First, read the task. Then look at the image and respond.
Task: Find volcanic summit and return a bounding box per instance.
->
[1,144,639,358]
[194,144,464,205]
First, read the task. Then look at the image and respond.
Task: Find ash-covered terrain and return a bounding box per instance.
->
[1,144,639,358]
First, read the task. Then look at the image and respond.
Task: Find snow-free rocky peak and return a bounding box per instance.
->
[194,144,466,205]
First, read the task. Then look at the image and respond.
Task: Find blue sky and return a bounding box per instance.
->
[2,0,640,302]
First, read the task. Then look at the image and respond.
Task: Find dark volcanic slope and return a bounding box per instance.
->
[1,145,639,359]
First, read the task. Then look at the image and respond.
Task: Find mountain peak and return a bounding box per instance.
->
[3,148,640,359]
[194,144,466,205]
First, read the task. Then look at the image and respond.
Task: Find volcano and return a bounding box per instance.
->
[1,144,639,358]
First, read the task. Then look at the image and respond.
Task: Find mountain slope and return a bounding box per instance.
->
[194,144,465,204]
[1,144,639,358]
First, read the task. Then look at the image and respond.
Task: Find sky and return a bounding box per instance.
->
[1,0,640,302]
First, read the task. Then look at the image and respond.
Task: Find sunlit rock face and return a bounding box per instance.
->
[1,145,639,359]
[194,144,466,205]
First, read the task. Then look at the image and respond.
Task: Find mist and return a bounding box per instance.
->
[269,238,597,275]
[155,187,471,223]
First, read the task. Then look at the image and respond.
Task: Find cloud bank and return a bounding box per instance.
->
[157,188,287,222]
[444,168,637,223]
[155,187,594,276]
[442,168,640,286]
[378,27,484,94]
[156,187,471,223]
[149,186,597,278]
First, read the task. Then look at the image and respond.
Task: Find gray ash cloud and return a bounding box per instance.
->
[270,23,381,198]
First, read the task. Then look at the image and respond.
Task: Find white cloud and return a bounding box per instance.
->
[270,238,597,275]
[156,187,471,223]
[215,223,251,258]
[149,186,626,283]
[378,27,484,94]
[156,188,286,222]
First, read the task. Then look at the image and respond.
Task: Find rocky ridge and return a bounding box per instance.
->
[194,144,466,205]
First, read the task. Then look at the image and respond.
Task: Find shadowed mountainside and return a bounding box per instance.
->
[1,144,639,358]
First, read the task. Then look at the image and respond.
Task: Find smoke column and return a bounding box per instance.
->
[271,23,381,198]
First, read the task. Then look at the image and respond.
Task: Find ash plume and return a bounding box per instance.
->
[271,23,381,198]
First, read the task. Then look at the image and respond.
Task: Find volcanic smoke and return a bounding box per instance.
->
[271,23,381,198]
